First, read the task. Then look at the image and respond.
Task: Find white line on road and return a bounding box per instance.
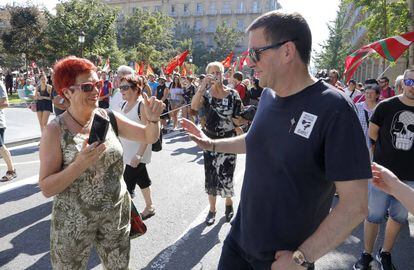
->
[0,160,40,166]
[0,174,39,194]
[148,169,245,269]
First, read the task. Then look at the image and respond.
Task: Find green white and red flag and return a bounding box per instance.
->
[343,31,414,82]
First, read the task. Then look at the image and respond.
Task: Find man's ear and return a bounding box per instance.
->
[283,41,296,64]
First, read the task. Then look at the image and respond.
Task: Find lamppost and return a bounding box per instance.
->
[22,53,27,74]
[188,55,193,64]
[78,31,85,58]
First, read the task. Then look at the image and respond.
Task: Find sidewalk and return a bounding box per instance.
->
[4,106,42,147]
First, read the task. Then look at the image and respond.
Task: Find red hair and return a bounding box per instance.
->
[53,56,96,96]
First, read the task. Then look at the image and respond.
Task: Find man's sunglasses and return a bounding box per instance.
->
[71,80,103,92]
[248,39,297,63]
[119,84,132,91]
[403,79,414,87]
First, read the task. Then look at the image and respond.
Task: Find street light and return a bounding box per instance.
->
[188,55,193,63]
[78,31,85,57]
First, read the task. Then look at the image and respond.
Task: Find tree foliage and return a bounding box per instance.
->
[1,5,46,64]
[313,5,350,74]
[42,0,123,66]
[212,22,242,62]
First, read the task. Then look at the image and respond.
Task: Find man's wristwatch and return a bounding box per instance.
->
[292,250,315,269]
[135,154,142,160]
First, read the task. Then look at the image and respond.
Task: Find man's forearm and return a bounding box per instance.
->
[214,134,246,154]
[299,186,368,262]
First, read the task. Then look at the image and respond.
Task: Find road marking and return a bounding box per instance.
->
[0,160,40,166]
[8,141,40,150]
[148,169,245,269]
[0,174,39,194]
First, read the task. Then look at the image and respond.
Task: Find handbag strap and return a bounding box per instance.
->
[364,109,369,127]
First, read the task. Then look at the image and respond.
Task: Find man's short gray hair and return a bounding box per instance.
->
[117,65,134,77]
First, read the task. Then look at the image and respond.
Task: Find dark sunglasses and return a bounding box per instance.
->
[71,80,103,92]
[248,39,296,63]
[119,84,132,91]
[403,79,414,87]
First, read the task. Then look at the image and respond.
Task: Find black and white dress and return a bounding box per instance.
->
[202,89,242,197]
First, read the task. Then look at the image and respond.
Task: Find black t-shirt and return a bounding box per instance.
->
[370,96,414,180]
[156,84,167,101]
[229,80,372,259]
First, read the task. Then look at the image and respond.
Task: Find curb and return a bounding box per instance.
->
[5,137,41,148]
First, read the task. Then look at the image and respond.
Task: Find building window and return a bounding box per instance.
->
[195,19,203,31]
[207,20,216,32]
[154,6,161,12]
[196,3,204,14]
[222,1,231,13]
[237,19,245,31]
[184,3,189,13]
[238,2,245,12]
[252,1,260,12]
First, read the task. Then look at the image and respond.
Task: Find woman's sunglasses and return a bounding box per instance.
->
[403,79,414,87]
[119,84,132,91]
[248,39,296,63]
[71,80,103,92]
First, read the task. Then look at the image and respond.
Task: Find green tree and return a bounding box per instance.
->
[1,5,46,68]
[211,22,242,62]
[42,0,124,67]
[119,9,175,66]
[314,5,350,74]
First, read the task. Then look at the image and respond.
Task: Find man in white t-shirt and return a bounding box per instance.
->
[0,81,16,181]
[344,79,362,100]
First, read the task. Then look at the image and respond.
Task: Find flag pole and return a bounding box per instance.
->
[377,62,393,80]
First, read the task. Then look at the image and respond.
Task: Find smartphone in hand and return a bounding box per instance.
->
[88,113,110,145]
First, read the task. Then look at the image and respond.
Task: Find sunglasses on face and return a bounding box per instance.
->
[403,79,414,87]
[71,80,103,92]
[248,39,296,63]
[119,84,132,91]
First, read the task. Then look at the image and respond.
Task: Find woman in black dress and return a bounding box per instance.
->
[35,73,53,133]
[189,61,243,226]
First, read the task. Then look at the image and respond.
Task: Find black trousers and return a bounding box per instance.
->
[123,163,151,193]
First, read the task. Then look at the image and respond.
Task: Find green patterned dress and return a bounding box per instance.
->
[50,112,131,270]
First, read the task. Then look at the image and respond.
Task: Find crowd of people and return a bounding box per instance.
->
[0,9,413,270]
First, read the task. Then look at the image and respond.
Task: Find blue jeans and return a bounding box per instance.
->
[218,235,273,270]
[367,181,409,224]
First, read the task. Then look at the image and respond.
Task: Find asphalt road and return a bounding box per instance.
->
[0,131,413,270]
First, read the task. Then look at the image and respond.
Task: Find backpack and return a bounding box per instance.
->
[120,101,162,152]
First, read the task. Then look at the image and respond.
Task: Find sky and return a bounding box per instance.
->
[3,0,340,60]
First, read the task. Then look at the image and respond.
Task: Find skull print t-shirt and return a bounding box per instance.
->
[371,96,414,181]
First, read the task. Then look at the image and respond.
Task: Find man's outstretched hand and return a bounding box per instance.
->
[181,118,213,151]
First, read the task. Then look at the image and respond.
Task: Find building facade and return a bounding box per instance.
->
[104,0,281,51]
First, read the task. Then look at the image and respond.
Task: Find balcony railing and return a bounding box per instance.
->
[194,10,204,16]
[169,12,177,17]
[206,10,218,15]
[182,11,191,17]
[234,9,246,14]
[220,10,232,15]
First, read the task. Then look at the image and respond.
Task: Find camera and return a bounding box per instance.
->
[240,105,257,122]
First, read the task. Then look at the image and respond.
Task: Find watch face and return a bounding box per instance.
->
[293,251,305,265]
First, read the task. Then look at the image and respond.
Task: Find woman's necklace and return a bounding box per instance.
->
[66,110,92,132]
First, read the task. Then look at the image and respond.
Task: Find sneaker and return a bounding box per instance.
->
[376,250,397,270]
[353,252,373,270]
[205,211,216,226]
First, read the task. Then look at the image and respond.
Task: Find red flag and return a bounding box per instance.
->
[146,64,154,76]
[135,61,144,75]
[221,52,234,68]
[165,50,189,74]
[181,63,187,76]
[343,31,414,82]
[237,50,249,71]
[134,62,140,74]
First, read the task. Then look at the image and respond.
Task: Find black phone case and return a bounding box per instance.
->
[88,113,110,145]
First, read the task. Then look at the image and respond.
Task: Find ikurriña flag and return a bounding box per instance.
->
[343,31,414,82]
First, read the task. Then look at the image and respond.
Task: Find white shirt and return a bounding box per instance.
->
[109,88,124,113]
[119,99,152,165]
[344,87,362,99]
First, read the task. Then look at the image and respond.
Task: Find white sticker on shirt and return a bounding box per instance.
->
[294,111,318,139]
[222,98,229,106]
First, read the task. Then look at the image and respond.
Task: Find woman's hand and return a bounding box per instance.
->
[74,140,106,170]
[130,156,141,168]
[181,118,213,151]
[371,162,400,196]
[142,92,164,122]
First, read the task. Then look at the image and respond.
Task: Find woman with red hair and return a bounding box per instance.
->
[38,56,164,269]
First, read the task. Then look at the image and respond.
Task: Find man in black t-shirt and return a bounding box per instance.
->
[183,11,371,270]
[354,69,414,270]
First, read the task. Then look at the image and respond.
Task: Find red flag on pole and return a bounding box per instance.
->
[136,62,144,75]
[146,64,154,76]
[221,52,234,68]
[343,31,414,82]
[165,50,189,74]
